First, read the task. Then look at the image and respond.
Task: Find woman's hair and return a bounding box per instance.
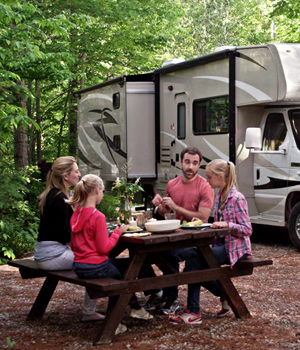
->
[39,156,76,215]
[206,159,237,211]
[66,174,104,207]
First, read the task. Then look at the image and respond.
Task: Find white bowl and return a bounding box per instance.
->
[144,219,180,233]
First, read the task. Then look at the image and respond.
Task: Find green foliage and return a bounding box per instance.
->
[6,337,15,348]
[98,193,119,220]
[0,159,42,264]
[271,0,300,43]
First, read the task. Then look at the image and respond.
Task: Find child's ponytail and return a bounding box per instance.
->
[66,174,104,207]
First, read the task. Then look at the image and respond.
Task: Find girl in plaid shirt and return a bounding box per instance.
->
[172,159,252,325]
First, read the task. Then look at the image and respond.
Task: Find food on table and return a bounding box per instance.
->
[182,219,203,227]
[127,226,141,231]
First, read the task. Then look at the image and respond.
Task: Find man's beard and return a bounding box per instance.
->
[183,169,197,179]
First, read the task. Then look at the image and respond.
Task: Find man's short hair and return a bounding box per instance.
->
[180,147,202,162]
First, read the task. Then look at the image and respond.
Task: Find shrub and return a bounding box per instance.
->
[0,161,42,264]
[98,193,119,220]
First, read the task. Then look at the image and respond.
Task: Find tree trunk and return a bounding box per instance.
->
[27,80,36,165]
[68,81,78,157]
[35,79,42,163]
[14,80,29,169]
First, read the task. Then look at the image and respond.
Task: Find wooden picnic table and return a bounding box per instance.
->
[8,227,272,345]
[91,227,268,344]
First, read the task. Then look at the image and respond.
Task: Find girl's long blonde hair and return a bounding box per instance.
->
[66,174,104,207]
[206,159,237,211]
[39,156,76,215]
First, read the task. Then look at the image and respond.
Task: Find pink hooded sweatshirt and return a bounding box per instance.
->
[70,207,122,264]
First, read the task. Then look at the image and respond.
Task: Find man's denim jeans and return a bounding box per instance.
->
[184,244,229,314]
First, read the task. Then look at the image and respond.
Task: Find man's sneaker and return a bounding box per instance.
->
[145,295,165,311]
[217,298,230,318]
[115,323,127,335]
[162,299,180,315]
[130,307,154,320]
[170,310,202,325]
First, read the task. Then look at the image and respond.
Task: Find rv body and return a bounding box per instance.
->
[76,43,300,249]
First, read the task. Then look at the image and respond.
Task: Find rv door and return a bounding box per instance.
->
[252,111,290,223]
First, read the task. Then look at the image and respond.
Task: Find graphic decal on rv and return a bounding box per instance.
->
[254,177,300,190]
[78,124,117,169]
[194,76,272,102]
[78,149,101,169]
[90,109,127,159]
[78,108,127,171]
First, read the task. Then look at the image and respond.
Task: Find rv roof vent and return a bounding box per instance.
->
[162,58,185,67]
[214,46,236,52]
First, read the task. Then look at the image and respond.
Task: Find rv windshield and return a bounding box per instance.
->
[289,109,300,150]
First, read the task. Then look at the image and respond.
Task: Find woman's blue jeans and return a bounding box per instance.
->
[184,244,229,314]
[73,258,140,311]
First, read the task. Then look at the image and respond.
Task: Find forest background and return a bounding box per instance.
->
[0,0,299,264]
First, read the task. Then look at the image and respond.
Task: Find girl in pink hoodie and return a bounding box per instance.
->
[66,174,153,333]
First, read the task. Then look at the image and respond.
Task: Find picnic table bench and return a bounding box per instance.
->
[8,228,273,345]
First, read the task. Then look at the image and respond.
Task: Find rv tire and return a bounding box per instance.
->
[288,202,300,250]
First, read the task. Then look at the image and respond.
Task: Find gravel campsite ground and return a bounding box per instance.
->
[1,225,300,350]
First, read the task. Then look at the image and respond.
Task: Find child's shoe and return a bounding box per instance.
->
[130,307,154,320]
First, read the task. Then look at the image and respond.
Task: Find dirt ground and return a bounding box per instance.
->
[1,225,300,350]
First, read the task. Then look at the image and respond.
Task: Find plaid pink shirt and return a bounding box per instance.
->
[213,186,252,267]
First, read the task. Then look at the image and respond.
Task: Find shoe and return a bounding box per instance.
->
[130,307,154,320]
[217,298,230,318]
[162,299,180,315]
[81,312,105,322]
[170,310,202,325]
[115,323,127,335]
[144,295,165,311]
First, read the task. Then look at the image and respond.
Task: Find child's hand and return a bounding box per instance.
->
[211,221,228,228]
[116,224,129,234]
[191,217,200,222]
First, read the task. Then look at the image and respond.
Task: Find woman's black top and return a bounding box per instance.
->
[37,188,73,244]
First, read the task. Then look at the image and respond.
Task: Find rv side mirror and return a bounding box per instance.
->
[245,127,262,150]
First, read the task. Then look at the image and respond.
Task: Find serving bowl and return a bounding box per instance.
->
[144,219,180,233]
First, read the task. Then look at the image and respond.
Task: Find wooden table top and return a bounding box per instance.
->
[119,227,237,245]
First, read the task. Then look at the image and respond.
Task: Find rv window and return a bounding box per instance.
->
[192,96,229,134]
[177,103,186,139]
[113,92,120,109]
[289,109,300,150]
[262,113,287,151]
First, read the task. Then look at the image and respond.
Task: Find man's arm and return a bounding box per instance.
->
[162,196,211,222]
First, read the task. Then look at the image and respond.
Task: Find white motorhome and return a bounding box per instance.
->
[76,43,300,249]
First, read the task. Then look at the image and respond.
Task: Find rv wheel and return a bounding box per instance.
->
[288,202,300,250]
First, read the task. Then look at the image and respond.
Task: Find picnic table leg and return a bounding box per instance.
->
[93,252,147,345]
[27,277,58,320]
[197,245,251,318]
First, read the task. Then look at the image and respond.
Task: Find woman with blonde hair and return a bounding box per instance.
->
[172,159,252,325]
[34,156,104,322]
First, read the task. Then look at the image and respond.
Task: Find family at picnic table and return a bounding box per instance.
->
[34,146,252,334]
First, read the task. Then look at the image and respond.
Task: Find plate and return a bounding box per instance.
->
[123,229,143,234]
[123,232,152,237]
[181,223,212,229]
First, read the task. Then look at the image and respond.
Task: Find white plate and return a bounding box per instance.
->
[181,223,212,229]
[123,232,152,237]
[124,229,143,234]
